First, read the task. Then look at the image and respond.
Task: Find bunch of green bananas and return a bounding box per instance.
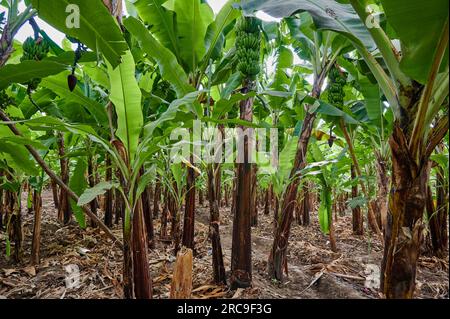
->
[21,37,50,62]
[327,65,347,109]
[21,37,50,91]
[235,17,261,80]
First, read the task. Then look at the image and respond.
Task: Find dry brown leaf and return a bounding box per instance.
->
[23,266,36,277]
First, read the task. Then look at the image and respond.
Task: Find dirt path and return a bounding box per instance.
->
[0,191,448,299]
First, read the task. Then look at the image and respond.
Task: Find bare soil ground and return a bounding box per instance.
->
[0,190,448,299]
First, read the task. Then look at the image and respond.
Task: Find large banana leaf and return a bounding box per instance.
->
[174,0,214,72]
[107,51,143,162]
[30,0,128,68]
[0,60,68,89]
[133,0,180,59]
[124,16,194,98]
[240,0,376,50]
[380,0,449,83]
[41,73,108,126]
[0,126,39,176]
[19,89,57,119]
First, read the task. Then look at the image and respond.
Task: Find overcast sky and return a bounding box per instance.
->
[13,0,279,45]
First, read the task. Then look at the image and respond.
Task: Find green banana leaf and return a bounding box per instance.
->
[124,16,194,98]
[30,0,128,68]
[107,51,143,162]
[240,0,376,51]
[173,0,214,72]
[380,0,449,84]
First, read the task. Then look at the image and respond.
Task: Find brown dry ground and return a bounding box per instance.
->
[0,190,448,299]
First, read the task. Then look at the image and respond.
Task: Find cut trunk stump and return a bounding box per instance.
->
[170,248,193,299]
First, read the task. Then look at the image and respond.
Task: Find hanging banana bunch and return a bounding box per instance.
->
[20,37,50,91]
[326,65,347,148]
[327,65,347,109]
[235,17,261,81]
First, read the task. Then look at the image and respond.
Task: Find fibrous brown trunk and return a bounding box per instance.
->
[153,178,161,219]
[198,189,204,207]
[142,185,155,249]
[30,190,42,265]
[351,164,364,235]
[169,183,181,254]
[104,155,114,228]
[57,133,71,224]
[428,165,448,258]
[160,188,169,240]
[268,112,316,280]
[50,179,59,210]
[114,187,124,225]
[250,163,258,227]
[302,186,310,226]
[380,125,429,299]
[207,166,226,285]
[267,74,326,281]
[341,121,383,241]
[375,152,389,233]
[182,155,196,250]
[131,198,152,299]
[231,81,254,289]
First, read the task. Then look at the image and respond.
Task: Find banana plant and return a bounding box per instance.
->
[243,0,449,298]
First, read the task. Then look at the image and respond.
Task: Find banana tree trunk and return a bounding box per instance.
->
[169,182,181,254]
[380,125,429,299]
[131,198,152,298]
[375,152,389,233]
[351,164,364,235]
[104,155,114,227]
[341,121,383,240]
[207,166,226,285]
[182,156,196,249]
[30,190,42,265]
[57,132,71,224]
[198,189,204,206]
[231,81,254,289]
[161,188,169,240]
[153,178,161,219]
[429,165,448,257]
[142,185,155,250]
[50,179,59,210]
[267,72,327,280]
[250,163,258,227]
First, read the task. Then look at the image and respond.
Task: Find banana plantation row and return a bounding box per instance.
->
[0,0,448,299]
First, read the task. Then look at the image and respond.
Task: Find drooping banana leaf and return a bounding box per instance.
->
[240,0,376,51]
[0,60,68,90]
[380,0,449,84]
[30,0,128,68]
